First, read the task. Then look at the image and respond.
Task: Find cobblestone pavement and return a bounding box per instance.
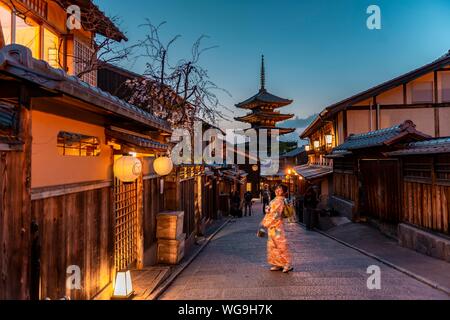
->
[160,203,449,300]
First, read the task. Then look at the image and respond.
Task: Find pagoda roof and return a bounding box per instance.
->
[252,126,296,136]
[235,111,294,123]
[236,89,293,109]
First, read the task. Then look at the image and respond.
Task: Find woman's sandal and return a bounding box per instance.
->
[270,266,283,271]
[282,266,294,273]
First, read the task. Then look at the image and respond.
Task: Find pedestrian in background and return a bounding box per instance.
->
[261,184,293,273]
[303,183,319,230]
[261,184,271,215]
[230,191,242,219]
[244,191,253,216]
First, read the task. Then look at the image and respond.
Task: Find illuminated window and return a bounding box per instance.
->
[246,183,252,192]
[15,15,39,58]
[0,4,12,45]
[57,131,101,157]
[43,28,60,68]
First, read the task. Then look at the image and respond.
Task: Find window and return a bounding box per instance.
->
[43,28,59,68]
[0,3,12,45]
[19,0,48,18]
[246,183,252,192]
[334,158,354,174]
[15,15,40,58]
[403,156,432,183]
[57,131,101,157]
[74,38,97,87]
[435,155,450,185]
[412,81,433,103]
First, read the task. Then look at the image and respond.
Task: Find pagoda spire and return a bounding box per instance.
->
[260,55,266,91]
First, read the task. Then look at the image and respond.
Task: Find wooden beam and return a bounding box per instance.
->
[343,109,348,140]
[403,84,408,104]
[434,71,440,137]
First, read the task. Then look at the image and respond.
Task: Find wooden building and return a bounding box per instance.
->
[299,50,450,210]
[235,55,295,197]
[327,121,450,262]
[0,0,177,300]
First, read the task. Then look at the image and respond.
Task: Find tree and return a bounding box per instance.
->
[125,20,229,129]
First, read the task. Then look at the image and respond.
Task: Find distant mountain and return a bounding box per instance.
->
[279,114,318,143]
[280,114,318,130]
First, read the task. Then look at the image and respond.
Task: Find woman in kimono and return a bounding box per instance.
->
[262,184,293,273]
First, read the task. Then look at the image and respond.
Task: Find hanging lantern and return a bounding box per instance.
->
[252,164,259,172]
[153,156,174,176]
[313,140,320,149]
[305,145,311,152]
[112,270,134,299]
[114,156,142,183]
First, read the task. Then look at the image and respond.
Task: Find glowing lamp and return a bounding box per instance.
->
[252,165,259,172]
[287,168,292,175]
[325,134,333,146]
[305,145,311,152]
[114,156,142,183]
[153,156,174,176]
[112,270,134,299]
[314,141,320,149]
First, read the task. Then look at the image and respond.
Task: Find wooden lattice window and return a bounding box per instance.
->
[57,131,100,156]
[114,178,138,270]
[435,154,450,186]
[19,0,48,18]
[74,38,97,87]
[334,158,354,174]
[403,156,433,183]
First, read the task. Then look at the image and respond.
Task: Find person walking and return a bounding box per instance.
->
[261,184,293,273]
[303,183,319,230]
[261,184,271,215]
[243,191,253,216]
[230,191,242,219]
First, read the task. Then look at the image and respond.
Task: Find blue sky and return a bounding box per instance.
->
[96,0,450,128]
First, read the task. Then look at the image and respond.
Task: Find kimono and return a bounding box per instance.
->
[262,196,292,267]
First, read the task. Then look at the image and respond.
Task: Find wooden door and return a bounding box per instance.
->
[359,159,401,223]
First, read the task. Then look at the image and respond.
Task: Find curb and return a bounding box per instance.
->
[148,218,232,300]
[312,226,450,296]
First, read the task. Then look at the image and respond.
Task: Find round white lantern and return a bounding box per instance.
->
[153,156,173,176]
[114,156,142,183]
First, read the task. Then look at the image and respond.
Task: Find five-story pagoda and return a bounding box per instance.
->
[235,55,295,135]
[235,55,295,196]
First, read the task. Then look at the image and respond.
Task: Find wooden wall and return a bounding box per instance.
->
[31,187,114,300]
[143,177,163,253]
[403,182,450,235]
[333,173,358,202]
[0,106,31,300]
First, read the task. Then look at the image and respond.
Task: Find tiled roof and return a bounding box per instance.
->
[294,165,333,180]
[386,137,450,156]
[333,120,430,152]
[236,89,293,109]
[106,128,169,151]
[281,147,305,158]
[0,45,171,133]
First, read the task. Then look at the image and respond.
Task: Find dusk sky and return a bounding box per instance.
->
[96,0,450,129]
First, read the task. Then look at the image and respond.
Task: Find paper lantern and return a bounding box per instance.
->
[325,134,333,146]
[313,141,320,149]
[112,270,134,299]
[305,145,311,152]
[114,156,142,182]
[153,156,173,176]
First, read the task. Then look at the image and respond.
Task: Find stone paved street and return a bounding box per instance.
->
[160,203,449,300]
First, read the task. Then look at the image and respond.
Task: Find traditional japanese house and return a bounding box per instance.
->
[0,0,174,300]
[235,55,295,197]
[327,121,450,262]
[300,50,450,211]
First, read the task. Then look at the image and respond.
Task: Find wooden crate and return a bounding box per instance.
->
[156,211,184,240]
[157,234,185,265]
